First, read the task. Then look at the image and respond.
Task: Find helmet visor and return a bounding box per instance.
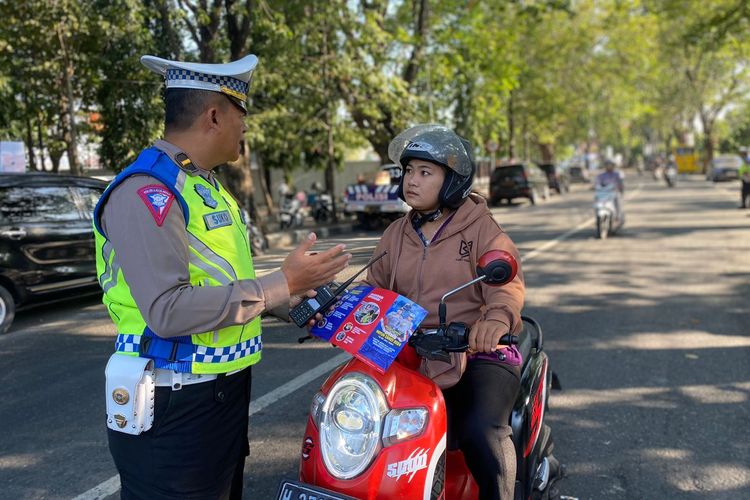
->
[388,124,473,177]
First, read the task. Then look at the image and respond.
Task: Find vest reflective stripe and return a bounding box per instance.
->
[175,169,187,193]
[187,232,237,282]
[94,147,261,374]
[98,241,115,288]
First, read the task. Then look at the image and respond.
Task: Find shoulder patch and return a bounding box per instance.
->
[137,184,175,226]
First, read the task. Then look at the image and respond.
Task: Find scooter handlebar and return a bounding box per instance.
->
[410,324,518,361]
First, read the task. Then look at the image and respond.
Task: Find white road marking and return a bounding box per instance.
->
[71,185,642,499]
[248,352,351,416]
[72,352,351,500]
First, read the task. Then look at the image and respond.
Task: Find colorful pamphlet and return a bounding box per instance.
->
[310,285,428,373]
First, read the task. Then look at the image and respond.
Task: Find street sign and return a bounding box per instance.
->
[0,141,25,172]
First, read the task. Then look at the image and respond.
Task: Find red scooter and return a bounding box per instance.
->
[277,250,564,500]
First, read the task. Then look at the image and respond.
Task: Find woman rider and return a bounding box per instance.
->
[364,124,525,500]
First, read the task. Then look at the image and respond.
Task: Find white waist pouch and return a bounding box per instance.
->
[105,354,156,435]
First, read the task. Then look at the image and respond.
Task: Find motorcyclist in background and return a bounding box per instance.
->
[595,159,625,220]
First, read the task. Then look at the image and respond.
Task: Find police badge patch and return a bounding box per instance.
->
[195,184,218,208]
[137,185,175,227]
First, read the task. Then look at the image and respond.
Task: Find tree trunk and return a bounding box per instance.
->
[57,23,79,175]
[323,19,338,222]
[49,148,64,173]
[507,91,515,158]
[255,153,275,218]
[538,143,554,163]
[24,115,36,172]
[700,112,715,174]
[326,122,338,222]
[223,143,257,215]
[36,119,45,171]
[402,0,429,87]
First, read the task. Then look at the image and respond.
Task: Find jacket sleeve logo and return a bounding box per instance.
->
[457,240,473,261]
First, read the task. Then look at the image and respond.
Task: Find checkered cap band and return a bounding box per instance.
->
[165,68,249,99]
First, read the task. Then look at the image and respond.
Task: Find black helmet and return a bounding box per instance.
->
[388,124,475,209]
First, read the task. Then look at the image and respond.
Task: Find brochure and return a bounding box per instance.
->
[310,285,428,373]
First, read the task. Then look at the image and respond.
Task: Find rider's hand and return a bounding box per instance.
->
[469,319,509,353]
[282,232,351,296]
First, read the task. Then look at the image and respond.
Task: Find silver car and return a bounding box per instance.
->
[707,155,743,182]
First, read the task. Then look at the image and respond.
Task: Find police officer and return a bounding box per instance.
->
[93,54,351,499]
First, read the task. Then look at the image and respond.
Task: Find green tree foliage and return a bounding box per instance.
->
[1,0,748,179]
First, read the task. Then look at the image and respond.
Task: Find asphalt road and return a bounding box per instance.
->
[1,174,748,499]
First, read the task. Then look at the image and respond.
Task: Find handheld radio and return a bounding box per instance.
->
[290,251,388,327]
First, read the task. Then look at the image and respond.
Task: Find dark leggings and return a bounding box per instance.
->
[443,360,521,500]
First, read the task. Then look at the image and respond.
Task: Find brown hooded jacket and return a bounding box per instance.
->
[364,194,525,333]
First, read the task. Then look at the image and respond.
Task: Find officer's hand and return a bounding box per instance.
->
[469,319,509,353]
[282,232,352,296]
[290,289,324,327]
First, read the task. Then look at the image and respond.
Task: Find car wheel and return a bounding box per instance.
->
[0,284,15,335]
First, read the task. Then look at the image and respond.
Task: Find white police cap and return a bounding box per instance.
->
[140,54,258,111]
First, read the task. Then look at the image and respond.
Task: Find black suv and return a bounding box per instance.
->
[0,173,107,334]
[536,162,571,194]
[489,162,550,205]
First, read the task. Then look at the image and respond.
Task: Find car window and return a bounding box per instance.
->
[0,186,82,224]
[74,186,105,220]
[492,165,524,180]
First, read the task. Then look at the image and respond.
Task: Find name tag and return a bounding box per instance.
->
[203,210,233,230]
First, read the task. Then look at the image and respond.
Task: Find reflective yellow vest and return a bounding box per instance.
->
[93,147,261,374]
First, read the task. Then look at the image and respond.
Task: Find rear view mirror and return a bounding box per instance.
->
[477,250,518,286]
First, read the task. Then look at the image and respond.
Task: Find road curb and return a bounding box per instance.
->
[265,223,357,248]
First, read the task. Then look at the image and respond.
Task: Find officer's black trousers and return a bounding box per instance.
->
[443,359,521,500]
[741,181,750,208]
[108,367,252,500]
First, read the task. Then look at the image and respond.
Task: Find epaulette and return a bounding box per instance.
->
[174,152,198,174]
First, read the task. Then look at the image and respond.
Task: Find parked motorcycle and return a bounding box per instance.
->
[593,183,624,239]
[280,194,305,229]
[312,193,335,223]
[240,208,269,255]
[278,250,564,500]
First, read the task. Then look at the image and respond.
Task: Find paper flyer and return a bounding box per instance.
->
[310,285,428,373]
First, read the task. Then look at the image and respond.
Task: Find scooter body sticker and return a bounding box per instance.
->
[386,447,429,482]
[301,436,314,461]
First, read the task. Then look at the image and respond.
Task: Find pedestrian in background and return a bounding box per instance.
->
[738,146,750,209]
[93,54,351,499]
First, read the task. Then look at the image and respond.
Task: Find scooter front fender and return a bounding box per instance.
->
[299,357,451,500]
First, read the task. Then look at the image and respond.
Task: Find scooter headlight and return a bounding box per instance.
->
[319,373,388,479]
